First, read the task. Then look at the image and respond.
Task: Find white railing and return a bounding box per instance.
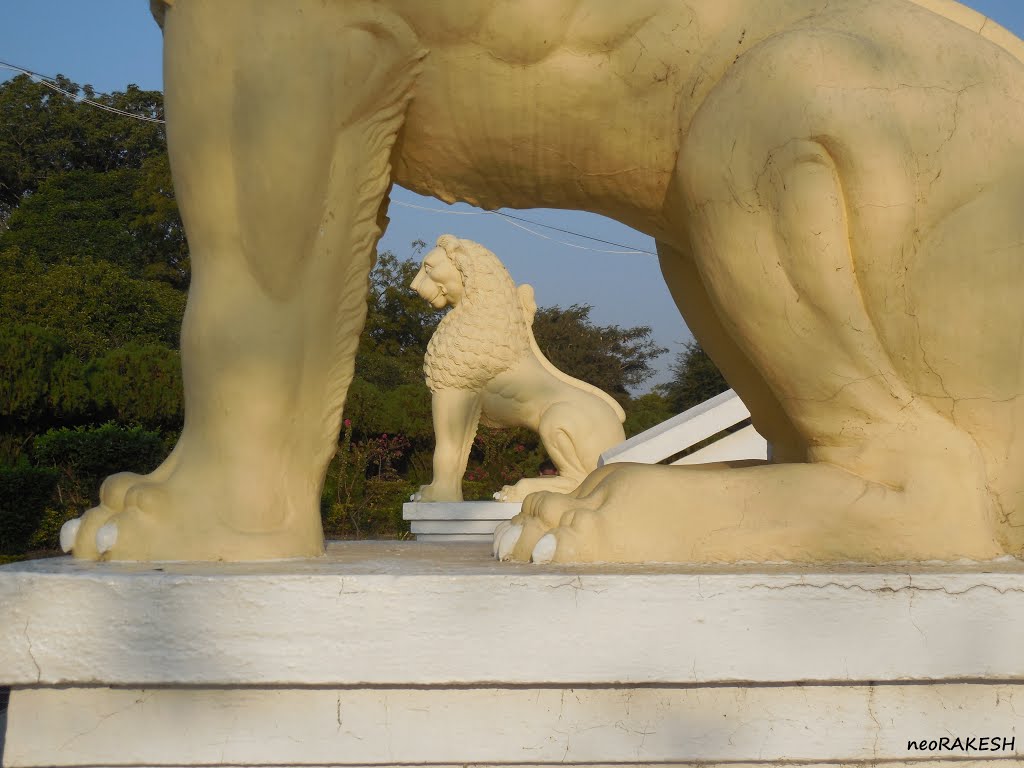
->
[600,389,768,467]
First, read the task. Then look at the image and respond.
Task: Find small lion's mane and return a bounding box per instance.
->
[424,235,531,392]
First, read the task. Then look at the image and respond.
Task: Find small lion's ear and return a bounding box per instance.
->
[436,234,459,252]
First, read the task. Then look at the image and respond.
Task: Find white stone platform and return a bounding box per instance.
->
[1,542,1023,766]
[403,500,520,540]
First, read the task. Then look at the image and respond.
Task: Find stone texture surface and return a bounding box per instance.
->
[3,543,1022,766]
[3,684,1021,766]
[2,542,1024,687]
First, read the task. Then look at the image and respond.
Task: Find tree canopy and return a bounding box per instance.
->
[0,75,165,218]
[658,340,730,413]
[532,304,667,405]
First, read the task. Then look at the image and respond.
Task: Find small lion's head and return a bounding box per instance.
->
[416,235,532,392]
[410,235,465,309]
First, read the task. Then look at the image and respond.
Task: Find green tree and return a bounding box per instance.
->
[0,76,189,556]
[659,340,729,413]
[623,391,675,437]
[33,422,167,488]
[0,462,58,556]
[0,249,185,359]
[0,75,186,285]
[345,246,441,445]
[88,343,183,429]
[1,163,187,285]
[3,169,144,268]
[0,75,166,218]
[0,323,69,462]
[356,246,440,390]
[0,323,67,425]
[531,304,668,404]
[0,321,183,448]
[131,154,189,286]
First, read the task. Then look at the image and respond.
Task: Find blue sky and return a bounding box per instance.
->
[2,0,1023,390]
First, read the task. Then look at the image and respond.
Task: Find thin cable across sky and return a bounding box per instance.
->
[0,59,165,124]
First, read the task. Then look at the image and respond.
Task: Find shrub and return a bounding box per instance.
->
[0,462,58,555]
[31,423,169,526]
[322,421,415,539]
[33,422,166,480]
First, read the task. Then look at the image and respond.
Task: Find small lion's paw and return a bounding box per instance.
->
[411,483,462,503]
[493,485,521,502]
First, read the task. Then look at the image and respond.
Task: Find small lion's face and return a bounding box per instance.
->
[411,246,464,309]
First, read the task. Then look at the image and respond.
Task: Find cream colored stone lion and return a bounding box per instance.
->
[409,234,626,503]
[60,0,1024,564]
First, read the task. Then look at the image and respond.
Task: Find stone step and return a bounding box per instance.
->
[2,542,1022,766]
[403,500,521,520]
[410,519,506,534]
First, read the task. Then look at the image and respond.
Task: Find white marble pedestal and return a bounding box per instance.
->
[1,542,1023,767]
[403,500,520,540]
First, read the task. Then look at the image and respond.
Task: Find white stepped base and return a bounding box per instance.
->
[4,684,1020,766]
[2,542,1023,767]
[409,532,492,542]
[404,500,520,538]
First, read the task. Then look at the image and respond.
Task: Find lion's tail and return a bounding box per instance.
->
[517,284,627,423]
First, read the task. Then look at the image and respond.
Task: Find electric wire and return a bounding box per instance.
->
[392,201,657,255]
[0,60,165,124]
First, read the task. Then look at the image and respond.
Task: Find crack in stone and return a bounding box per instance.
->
[738,581,1024,596]
[58,699,138,751]
[23,618,40,683]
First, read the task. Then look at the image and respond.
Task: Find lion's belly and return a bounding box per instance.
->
[479,391,540,431]
[478,362,554,431]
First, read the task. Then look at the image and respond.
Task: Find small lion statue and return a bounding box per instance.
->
[409,234,626,503]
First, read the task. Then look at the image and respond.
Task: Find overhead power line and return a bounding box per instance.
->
[0,59,165,124]
[392,201,657,256]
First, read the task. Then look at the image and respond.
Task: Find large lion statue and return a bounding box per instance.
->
[59,0,1024,564]
[409,235,626,504]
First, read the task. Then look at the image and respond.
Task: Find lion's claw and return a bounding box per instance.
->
[496,523,522,560]
[531,533,557,564]
[60,518,82,553]
[96,523,118,554]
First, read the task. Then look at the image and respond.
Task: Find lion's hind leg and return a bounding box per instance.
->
[497,400,613,504]
[505,106,1003,563]
[493,398,625,557]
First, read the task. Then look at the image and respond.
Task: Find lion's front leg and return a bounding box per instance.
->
[62,0,423,561]
[413,389,482,503]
